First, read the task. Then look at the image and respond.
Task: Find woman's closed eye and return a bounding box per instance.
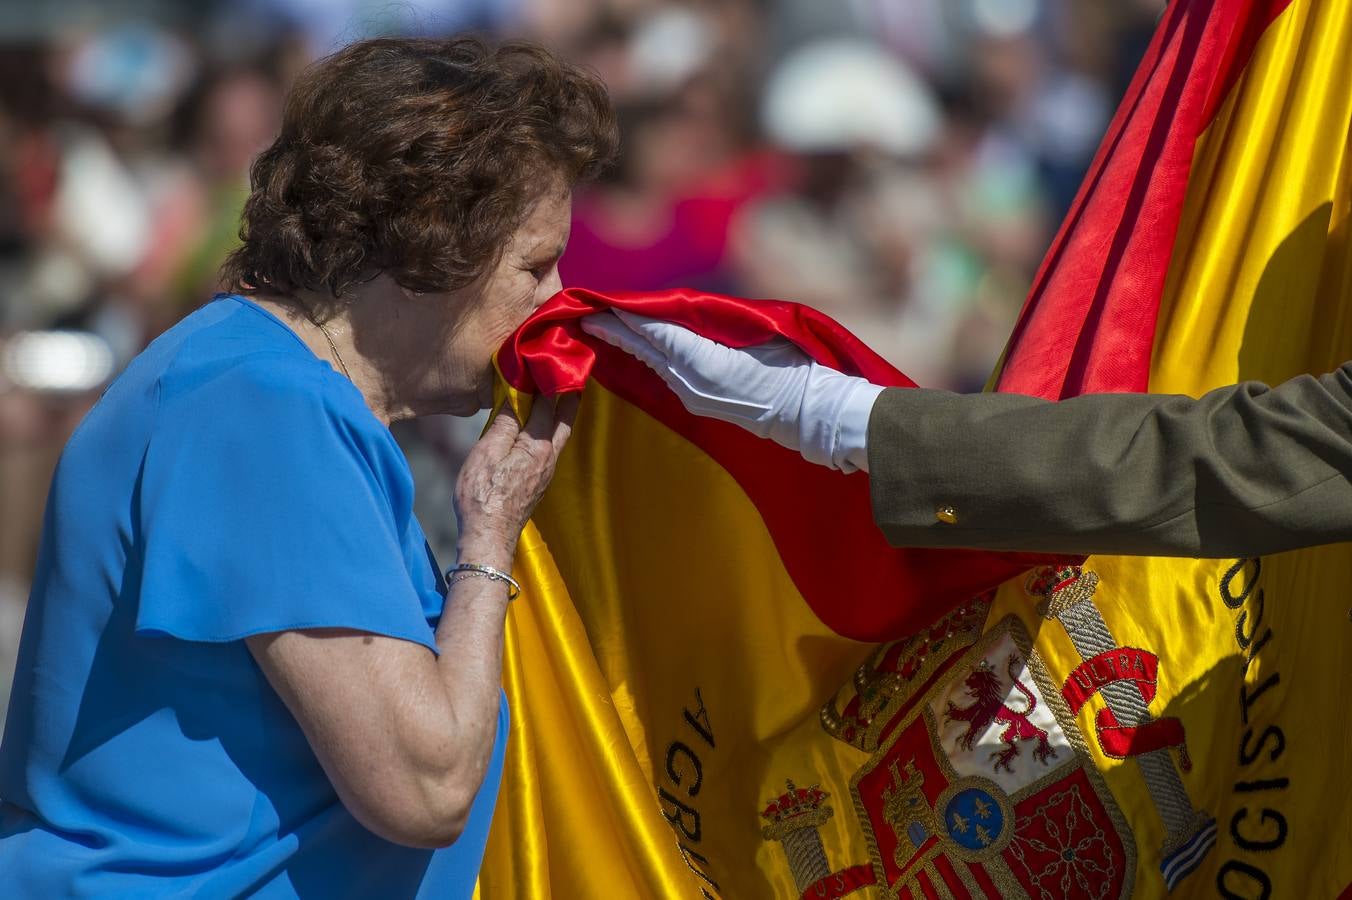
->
[529,256,561,280]
[523,247,563,282]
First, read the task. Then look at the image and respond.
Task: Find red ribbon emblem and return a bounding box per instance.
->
[1061,648,1191,769]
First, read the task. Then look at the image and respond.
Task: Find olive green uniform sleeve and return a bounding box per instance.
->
[867,364,1352,557]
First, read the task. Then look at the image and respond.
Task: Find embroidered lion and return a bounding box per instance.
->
[945,654,1058,773]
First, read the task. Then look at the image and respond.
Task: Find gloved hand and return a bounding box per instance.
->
[580,310,883,473]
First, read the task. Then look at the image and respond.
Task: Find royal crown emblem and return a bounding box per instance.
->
[760,781,836,895]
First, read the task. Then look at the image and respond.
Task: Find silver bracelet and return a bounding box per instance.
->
[445,563,521,601]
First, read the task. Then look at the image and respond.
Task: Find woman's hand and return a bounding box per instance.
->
[453,393,579,568]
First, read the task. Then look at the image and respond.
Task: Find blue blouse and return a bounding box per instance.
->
[0,295,506,898]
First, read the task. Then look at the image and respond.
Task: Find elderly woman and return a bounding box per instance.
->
[0,38,616,896]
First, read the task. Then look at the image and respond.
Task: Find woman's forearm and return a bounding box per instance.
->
[252,401,573,850]
[246,536,515,851]
[416,535,516,833]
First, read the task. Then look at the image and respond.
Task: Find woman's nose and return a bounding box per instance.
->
[541,269,563,299]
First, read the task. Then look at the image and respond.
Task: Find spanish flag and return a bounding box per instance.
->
[478,0,1352,897]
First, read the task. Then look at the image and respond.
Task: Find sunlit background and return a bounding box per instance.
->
[0,0,1162,723]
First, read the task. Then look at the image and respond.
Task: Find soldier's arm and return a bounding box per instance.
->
[867,363,1352,557]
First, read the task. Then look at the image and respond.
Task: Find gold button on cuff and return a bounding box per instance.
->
[935,505,959,525]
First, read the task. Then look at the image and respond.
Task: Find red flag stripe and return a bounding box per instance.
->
[996,0,1293,400]
[500,287,1052,640]
[932,854,973,900]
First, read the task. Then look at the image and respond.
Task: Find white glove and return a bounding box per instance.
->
[580,310,883,473]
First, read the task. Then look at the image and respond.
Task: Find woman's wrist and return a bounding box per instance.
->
[455,530,517,572]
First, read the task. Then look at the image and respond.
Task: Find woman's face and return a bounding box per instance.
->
[436,183,572,415]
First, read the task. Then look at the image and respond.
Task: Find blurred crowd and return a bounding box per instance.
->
[0,0,1162,718]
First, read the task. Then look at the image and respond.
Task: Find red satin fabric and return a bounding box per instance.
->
[496,0,1289,635]
[499,286,914,394]
[995,0,1291,399]
[499,287,1048,642]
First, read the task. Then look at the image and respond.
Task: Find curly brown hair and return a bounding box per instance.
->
[221,36,617,305]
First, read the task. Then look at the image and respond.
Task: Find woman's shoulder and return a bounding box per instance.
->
[152,299,385,442]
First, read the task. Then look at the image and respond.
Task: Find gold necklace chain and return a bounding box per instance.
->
[312,318,353,381]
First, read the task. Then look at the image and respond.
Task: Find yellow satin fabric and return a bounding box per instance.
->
[987,0,1352,894]
[478,383,876,897]
[477,1,1352,896]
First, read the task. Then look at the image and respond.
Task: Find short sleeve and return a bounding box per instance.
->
[135,355,439,653]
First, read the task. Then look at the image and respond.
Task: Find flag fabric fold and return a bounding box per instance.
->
[499,287,1049,641]
[993,0,1294,399]
[478,0,1352,896]
[480,288,1054,899]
